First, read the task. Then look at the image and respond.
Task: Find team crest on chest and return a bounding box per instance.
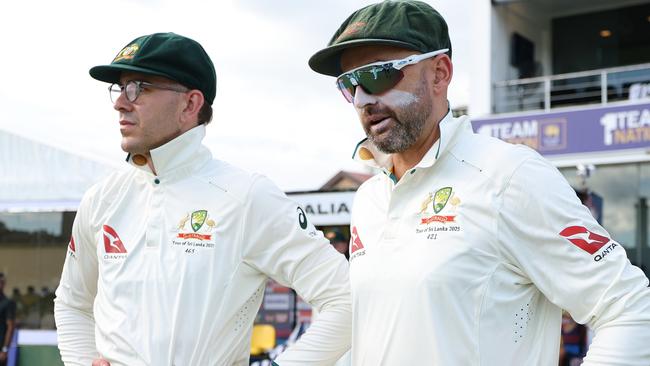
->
[173,210,217,253]
[416,187,463,240]
[419,187,461,224]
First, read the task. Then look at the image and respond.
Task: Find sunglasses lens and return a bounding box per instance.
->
[358,66,404,94]
[336,76,356,103]
[336,65,404,103]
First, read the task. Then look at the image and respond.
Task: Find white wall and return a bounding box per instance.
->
[468,0,493,117]
[492,2,552,82]
[469,1,554,118]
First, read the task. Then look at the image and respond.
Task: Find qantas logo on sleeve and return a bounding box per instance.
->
[350,226,365,253]
[67,236,77,259]
[349,226,366,261]
[559,225,619,261]
[559,226,608,254]
[69,236,76,252]
[103,225,127,254]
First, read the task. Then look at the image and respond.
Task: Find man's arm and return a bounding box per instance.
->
[54,192,101,365]
[242,176,351,366]
[498,155,650,365]
[0,300,15,363]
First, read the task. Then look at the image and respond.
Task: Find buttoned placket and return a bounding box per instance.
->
[145,174,164,249]
[383,164,430,245]
[379,171,410,244]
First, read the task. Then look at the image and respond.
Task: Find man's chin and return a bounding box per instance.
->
[371,137,408,154]
[368,134,392,153]
[372,142,400,154]
[121,140,142,155]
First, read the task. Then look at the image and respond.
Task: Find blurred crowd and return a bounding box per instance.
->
[9,286,55,330]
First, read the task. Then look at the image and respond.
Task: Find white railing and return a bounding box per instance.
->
[493,63,650,114]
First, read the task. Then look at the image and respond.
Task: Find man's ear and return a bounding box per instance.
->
[180,90,205,127]
[432,54,453,90]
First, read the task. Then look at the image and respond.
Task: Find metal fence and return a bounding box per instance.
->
[493,63,650,114]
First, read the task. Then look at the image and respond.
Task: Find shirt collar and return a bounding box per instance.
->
[126,125,211,176]
[352,110,467,171]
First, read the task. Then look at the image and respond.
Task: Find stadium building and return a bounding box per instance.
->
[468,0,650,273]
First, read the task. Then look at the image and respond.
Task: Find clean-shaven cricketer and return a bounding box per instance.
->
[55,32,351,366]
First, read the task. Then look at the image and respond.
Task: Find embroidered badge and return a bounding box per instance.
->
[173,210,217,253]
[416,187,462,240]
[113,43,139,62]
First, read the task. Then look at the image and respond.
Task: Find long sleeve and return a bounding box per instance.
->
[241,176,352,365]
[54,191,100,365]
[497,155,650,366]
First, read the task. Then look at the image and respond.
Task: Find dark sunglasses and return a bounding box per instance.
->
[336,48,449,103]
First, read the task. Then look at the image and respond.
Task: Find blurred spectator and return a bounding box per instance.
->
[9,289,22,325]
[0,273,16,366]
[20,286,41,329]
[559,336,566,366]
[39,287,55,329]
[560,310,588,366]
[325,229,349,260]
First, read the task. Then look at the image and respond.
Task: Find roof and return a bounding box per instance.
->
[0,129,118,212]
[319,170,373,190]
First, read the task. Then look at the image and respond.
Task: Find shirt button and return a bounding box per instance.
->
[154,178,160,184]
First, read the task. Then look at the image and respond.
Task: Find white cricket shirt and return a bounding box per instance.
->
[348,112,650,365]
[55,125,351,366]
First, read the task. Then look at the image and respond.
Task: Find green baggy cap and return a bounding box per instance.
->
[90,32,217,105]
[309,0,452,77]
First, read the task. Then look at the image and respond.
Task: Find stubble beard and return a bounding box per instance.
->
[366,77,433,154]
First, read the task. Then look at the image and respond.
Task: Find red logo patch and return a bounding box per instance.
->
[350,226,365,254]
[559,226,609,255]
[420,215,456,224]
[103,225,127,254]
[69,236,76,252]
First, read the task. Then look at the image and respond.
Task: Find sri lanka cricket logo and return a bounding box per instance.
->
[419,187,461,224]
[176,210,216,240]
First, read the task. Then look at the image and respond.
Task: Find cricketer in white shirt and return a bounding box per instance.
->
[55,125,352,365]
[348,111,650,365]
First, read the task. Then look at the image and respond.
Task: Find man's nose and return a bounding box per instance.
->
[353,86,378,109]
[113,90,132,112]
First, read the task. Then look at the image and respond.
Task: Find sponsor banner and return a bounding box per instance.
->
[288,191,355,226]
[472,102,650,156]
[257,281,312,339]
[263,293,292,311]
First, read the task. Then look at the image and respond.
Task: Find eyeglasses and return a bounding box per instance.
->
[108,80,189,103]
[335,48,449,103]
